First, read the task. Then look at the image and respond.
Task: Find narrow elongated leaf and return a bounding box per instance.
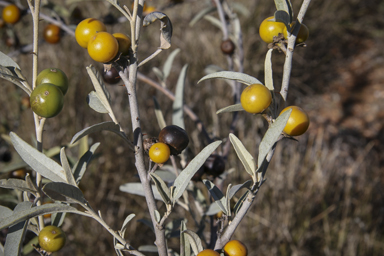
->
[138,245,158,252]
[189,6,216,27]
[60,148,77,187]
[119,183,163,201]
[153,97,167,130]
[198,71,262,86]
[275,10,291,28]
[0,52,20,69]
[72,143,99,184]
[155,169,176,183]
[172,65,188,129]
[0,178,37,195]
[71,122,128,145]
[150,173,171,204]
[120,213,135,237]
[4,202,31,256]
[182,230,203,255]
[229,134,256,181]
[228,180,252,199]
[216,104,244,114]
[233,190,250,215]
[143,12,172,49]
[152,67,164,81]
[163,48,180,80]
[172,141,222,203]
[203,180,228,215]
[10,132,67,183]
[86,65,113,114]
[87,91,109,113]
[264,49,274,91]
[258,109,291,168]
[274,0,293,21]
[43,182,87,205]
[180,220,190,256]
[0,66,31,95]
[0,204,84,230]
[0,206,13,220]
[205,202,222,216]
[203,15,223,31]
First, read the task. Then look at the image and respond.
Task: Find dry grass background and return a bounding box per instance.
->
[1,0,384,255]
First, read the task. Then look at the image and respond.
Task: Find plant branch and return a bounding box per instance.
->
[280,0,312,101]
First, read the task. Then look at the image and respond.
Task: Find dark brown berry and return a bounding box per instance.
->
[221,39,235,55]
[101,66,121,85]
[204,154,225,177]
[158,125,189,155]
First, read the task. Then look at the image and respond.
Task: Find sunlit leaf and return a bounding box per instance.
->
[70,122,129,145]
[0,66,31,95]
[264,49,274,91]
[10,132,67,183]
[172,141,222,204]
[60,148,77,187]
[86,65,113,114]
[172,64,188,129]
[138,245,158,252]
[216,104,244,114]
[229,134,256,181]
[180,220,190,256]
[4,202,31,256]
[163,48,180,80]
[198,71,262,86]
[182,230,203,255]
[120,213,135,237]
[0,51,20,69]
[143,12,172,49]
[150,173,171,204]
[72,143,100,184]
[119,183,163,201]
[203,180,228,215]
[86,91,109,113]
[153,97,167,130]
[0,204,84,230]
[257,109,291,168]
[205,202,222,216]
[0,178,37,196]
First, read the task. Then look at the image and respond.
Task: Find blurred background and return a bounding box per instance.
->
[0,0,383,255]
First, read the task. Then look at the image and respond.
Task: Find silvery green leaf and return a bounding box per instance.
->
[203,15,222,31]
[258,109,291,168]
[87,91,109,113]
[0,65,31,95]
[229,133,256,181]
[43,182,87,205]
[153,97,167,130]
[205,202,222,216]
[204,65,223,75]
[150,173,171,204]
[51,210,66,228]
[10,132,67,183]
[274,0,293,22]
[172,65,188,129]
[119,183,163,201]
[152,67,164,81]
[228,180,252,199]
[4,202,31,256]
[0,206,13,220]
[233,190,249,215]
[154,210,161,223]
[0,51,20,69]
[163,48,180,80]
[60,148,77,187]
[138,245,158,252]
[72,143,100,184]
[198,71,262,86]
[120,213,135,237]
[264,49,274,91]
[22,236,38,255]
[155,169,176,183]
[0,178,37,196]
[189,6,216,27]
[0,204,84,230]
[182,230,203,255]
[86,65,113,113]
[180,220,190,256]
[70,122,128,145]
[225,184,232,217]
[274,10,291,29]
[143,12,172,49]
[172,141,222,204]
[203,180,228,215]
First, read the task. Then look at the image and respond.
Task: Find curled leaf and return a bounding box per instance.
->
[143,12,172,49]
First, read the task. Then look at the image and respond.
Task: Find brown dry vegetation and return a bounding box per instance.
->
[1,0,384,255]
